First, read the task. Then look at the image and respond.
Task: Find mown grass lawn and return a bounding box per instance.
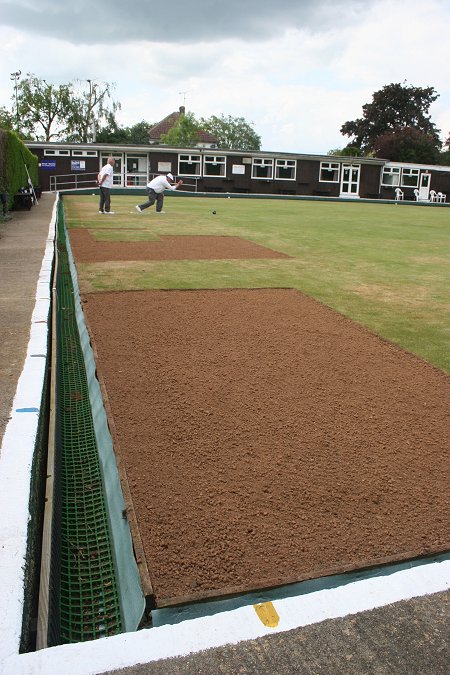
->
[64,194,450,373]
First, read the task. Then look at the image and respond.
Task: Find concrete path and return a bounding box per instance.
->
[107,590,450,674]
[0,193,54,443]
[1,195,449,674]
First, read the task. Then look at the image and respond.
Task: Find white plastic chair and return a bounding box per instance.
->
[394,187,404,201]
[413,189,420,201]
[437,192,446,203]
[429,190,437,202]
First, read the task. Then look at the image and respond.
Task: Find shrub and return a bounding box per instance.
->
[0,128,39,210]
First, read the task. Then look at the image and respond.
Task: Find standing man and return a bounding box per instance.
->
[98,157,116,214]
[135,173,183,214]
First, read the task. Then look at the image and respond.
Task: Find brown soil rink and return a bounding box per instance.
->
[74,234,450,607]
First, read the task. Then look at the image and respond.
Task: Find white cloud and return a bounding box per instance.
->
[1,0,449,153]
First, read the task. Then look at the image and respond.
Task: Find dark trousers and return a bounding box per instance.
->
[139,188,164,212]
[99,187,111,213]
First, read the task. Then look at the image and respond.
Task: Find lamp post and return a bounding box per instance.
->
[10,70,21,127]
[86,79,97,142]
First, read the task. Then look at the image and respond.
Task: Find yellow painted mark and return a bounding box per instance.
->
[253,602,280,628]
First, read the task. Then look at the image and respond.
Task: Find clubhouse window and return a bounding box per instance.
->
[203,155,226,177]
[275,159,296,180]
[319,162,340,182]
[252,158,273,179]
[178,154,201,176]
[44,149,70,156]
[72,150,98,157]
[401,168,420,187]
[381,167,401,186]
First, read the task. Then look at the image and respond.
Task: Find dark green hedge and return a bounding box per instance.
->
[0,128,39,210]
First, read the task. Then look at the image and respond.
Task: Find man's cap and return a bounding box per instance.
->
[167,173,174,180]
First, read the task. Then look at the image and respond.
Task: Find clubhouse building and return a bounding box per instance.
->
[26,140,450,203]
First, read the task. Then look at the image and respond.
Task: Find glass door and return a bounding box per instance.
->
[340,164,360,197]
[418,172,430,201]
[125,154,148,187]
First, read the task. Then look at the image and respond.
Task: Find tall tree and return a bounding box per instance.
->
[340,83,441,153]
[67,79,121,142]
[14,74,77,141]
[160,112,201,146]
[201,114,261,151]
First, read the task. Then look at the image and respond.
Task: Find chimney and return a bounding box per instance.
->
[179,106,185,114]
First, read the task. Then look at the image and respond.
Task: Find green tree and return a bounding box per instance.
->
[66,79,121,142]
[127,121,153,144]
[14,74,77,141]
[373,127,441,164]
[201,114,261,150]
[160,112,201,146]
[0,107,14,132]
[327,146,364,157]
[96,122,132,144]
[96,120,153,144]
[340,83,441,153]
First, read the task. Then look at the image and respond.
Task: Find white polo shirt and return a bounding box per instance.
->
[99,163,114,189]
[147,175,177,194]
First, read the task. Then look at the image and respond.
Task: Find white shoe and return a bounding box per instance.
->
[98,210,104,214]
[135,205,142,213]
[105,211,115,214]
[156,211,165,214]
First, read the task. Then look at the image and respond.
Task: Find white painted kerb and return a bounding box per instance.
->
[0,199,56,664]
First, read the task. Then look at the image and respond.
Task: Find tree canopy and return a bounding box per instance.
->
[327,146,363,157]
[160,112,201,146]
[372,127,441,164]
[5,74,120,142]
[200,114,261,151]
[340,82,441,154]
[67,79,121,143]
[0,107,15,133]
[1,73,262,151]
[15,75,76,141]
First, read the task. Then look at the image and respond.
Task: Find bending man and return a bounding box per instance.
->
[136,173,183,213]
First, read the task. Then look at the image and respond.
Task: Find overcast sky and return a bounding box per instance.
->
[1,0,450,153]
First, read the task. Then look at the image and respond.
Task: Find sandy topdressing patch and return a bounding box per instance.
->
[69,229,290,262]
[83,288,450,606]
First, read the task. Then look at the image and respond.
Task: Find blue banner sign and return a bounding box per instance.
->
[40,160,56,170]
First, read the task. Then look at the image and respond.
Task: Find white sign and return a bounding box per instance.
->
[232,164,245,175]
[71,160,86,171]
[158,162,172,172]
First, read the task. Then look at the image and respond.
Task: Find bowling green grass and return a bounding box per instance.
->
[64,194,450,373]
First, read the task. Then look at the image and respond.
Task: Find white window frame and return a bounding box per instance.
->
[401,168,420,187]
[44,149,70,156]
[71,149,98,157]
[381,167,401,186]
[275,159,296,181]
[203,155,226,177]
[319,162,340,183]
[252,157,273,179]
[178,154,201,177]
